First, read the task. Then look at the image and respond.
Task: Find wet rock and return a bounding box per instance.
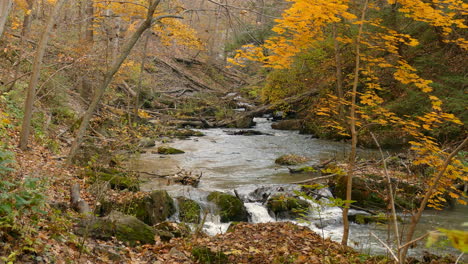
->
[157,146,185,155]
[97,190,176,225]
[275,154,309,166]
[138,137,156,148]
[154,222,191,241]
[234,116,255,128]
[266,194,309,219]
[271,119,302,130]
[207,191,248,223]
[177,197,201,224]
[226,130,271,136]
[129,190,176,225]
[168,129,204,138]
[288,166,317,174]
[76,211,155,246]
[348,213,391,224]
[331,174,422,211]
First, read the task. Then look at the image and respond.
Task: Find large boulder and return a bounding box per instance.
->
[138,137,156,148]
[275,154,309,166]
[331,174,422,211]
[96,190,176,225]
[154,222,191,242]
[129,190,176,225]
[234,116,255,128]
[177,197,201,224]
[76,211,155,246]
[266,194,309,219]
[207,191,248,223]
[157,146,185,155]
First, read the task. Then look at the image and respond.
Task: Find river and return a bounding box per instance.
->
[130,118,467,260]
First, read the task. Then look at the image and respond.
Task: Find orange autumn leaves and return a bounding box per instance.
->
[229,0,467,208]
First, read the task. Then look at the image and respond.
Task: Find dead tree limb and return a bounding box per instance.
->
[70,183,91,214]
[217,88,320,127]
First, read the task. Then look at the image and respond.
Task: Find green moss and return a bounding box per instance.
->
[78,211,155,246]
[154,222,190,240]
[293,166,317,173]
[127,190,176,225]
[351,213,401,225]
[275,154,309,165]
[192,246,228,264]
[157,146,185,154]
[88,168,139,191]
[177,197,201,224]
[266,195,309,219]
[207,192,248,223]
[169,129,205,138]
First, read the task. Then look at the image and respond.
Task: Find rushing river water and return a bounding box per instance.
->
[131,118,467,260]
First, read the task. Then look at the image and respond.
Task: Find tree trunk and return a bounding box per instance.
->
[8,0,35,91]
[19,0,68,150]
[341,0,368,246]
[134,31,150,118]
[21,0,35,36]
[67,0,165,163]
[0,0,13,39]
[85,0,94,42]
[399,137,468,262]
[333,25,344,119]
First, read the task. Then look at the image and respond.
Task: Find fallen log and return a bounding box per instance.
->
[152,57,213,91]
[217,88,320,127]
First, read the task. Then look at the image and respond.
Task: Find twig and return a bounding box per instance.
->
[291,173,337,184]
[370,232,399,263]
[455,252,464,264]
[371,132,401,256]
[398,232,431,250]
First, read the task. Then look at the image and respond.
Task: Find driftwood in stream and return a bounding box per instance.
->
[152,57,213,91]
[70,183,91,214]
[217,89,320,127]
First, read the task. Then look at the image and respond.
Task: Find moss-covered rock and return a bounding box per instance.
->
[138,137,156,148]
[288,166,317,174]
[154,222,191,241]
[88,167,139,191]
[266,194,309,219]
[128,190,176,225]
[233,116,255,128]
[271,119,302,130]
[177,197,201,224]
[76,211,155,246]
[169,129,205,138]
[207,191,248,223]
[157,146,185,155]
[349,214,390,224]
[192,246,228,264]
[331,174,422,211]
[275,154,309,165]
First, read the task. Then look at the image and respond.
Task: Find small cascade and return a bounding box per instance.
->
[244,203,274,223]
[202,214,231,235]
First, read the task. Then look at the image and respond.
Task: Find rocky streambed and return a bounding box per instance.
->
[124,118,467,260]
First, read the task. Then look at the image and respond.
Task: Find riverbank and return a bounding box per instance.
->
[1,113,465,263]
